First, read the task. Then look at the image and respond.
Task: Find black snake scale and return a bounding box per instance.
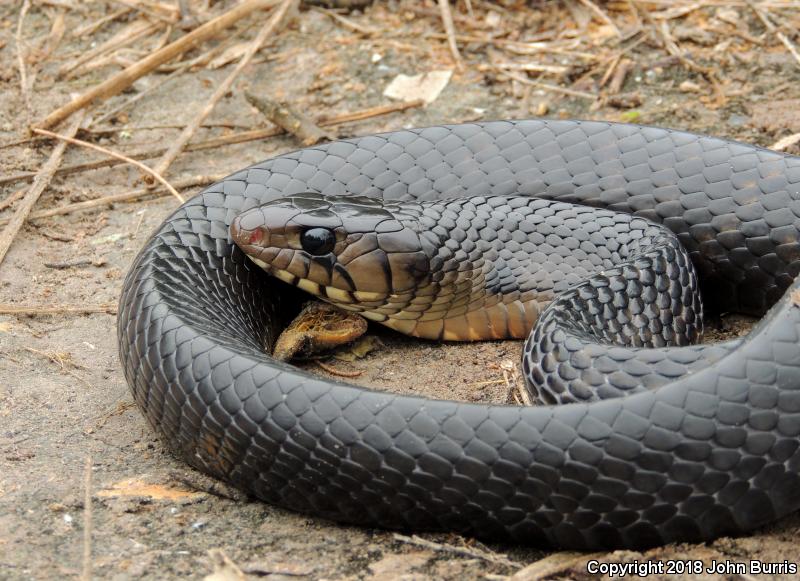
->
[118,120,800,549]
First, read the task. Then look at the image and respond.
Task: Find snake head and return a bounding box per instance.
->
[230,193,431,314]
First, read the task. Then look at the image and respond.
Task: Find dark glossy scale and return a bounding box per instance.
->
[118,120,800,549]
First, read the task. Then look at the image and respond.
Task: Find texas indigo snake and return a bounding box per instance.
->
[118,120,800,549]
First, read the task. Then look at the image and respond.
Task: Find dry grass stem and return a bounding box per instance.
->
[0,188,27,213]
[109,0,177,24]
[747,1,800,68]
[73,7,131,38]
[36,0,281,129]
[315,360,363,377]
[15,0,32,124]
[312,6,377,35]
[495,69,595,100]
[151,0,298,178]
[2,100,423,188]
[0,112,84,268]
[0,304,117,315]
[393,534,521,569]
[437,0,463,68]
[576,0,621,38]
[0,174,224,226]
[31,127,185,204]
[60,20,163,79]
[37,11,67,64]
[92,64,190,126]
[246,91,335,146]
[491,62,571,75]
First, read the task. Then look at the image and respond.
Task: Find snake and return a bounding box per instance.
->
[118,120,800,549]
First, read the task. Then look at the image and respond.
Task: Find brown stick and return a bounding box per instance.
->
[311,6,377,35]
[0,175,224,226]
[245,92,335,146]
[36,11,67,65]
[437,0,463,68]
[59,19,162,79]
[109,0,177,24]
[0,113,84,268]
[392,534,520,568]
[495,69,596,100]
[0,303,117,315]
[2,100,423,187]
[35,0,280,130]
[15,0,32,124]
[92,63,190,126]
[746,1,800,68]
[73,7,130,38]
[31,127,185,203]
[0,187,27,212]
[152,0,297,177]
[576,0,622,38]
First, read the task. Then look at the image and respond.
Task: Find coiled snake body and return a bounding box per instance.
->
[118,121,800,549]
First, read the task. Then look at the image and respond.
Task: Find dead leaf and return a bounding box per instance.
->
[772,133,800,151]
[384,70,452,105]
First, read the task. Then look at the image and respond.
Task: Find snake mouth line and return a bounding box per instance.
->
[245,255,389,316]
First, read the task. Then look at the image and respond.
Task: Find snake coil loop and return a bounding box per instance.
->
[119,120,800,549]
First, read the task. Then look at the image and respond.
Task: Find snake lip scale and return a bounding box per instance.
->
[119,120,800,550]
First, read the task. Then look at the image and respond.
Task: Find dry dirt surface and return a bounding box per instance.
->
[2,1,800,579]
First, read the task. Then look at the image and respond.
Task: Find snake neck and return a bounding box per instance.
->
[367,198,543,341]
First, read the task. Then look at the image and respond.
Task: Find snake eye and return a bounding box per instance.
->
[300,228,335,255]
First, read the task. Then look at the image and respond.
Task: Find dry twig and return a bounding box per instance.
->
[576,0,621,38]
[151,0,298,178]
[0,304,116,315]
[15,0,32,124]
[59,19,163,79]
[437,0,463,68]
[315,360,363,377]
[495,69,595,100]
[110,0,177,24]
[31,127,185,203]
[36,10,67,64]
[746,1,800,68]
[0,188,27,213]
[2,100,423,188]
[0,175,224,226]
[0,113,84,268]
[393,534,521,569]
[312,6,377,35]
[73,7,130,38]
[36,0,281,130]
[245,92,335,146]
[92,64,190,126]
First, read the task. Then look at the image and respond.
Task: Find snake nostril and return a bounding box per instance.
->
[248,228,264,245]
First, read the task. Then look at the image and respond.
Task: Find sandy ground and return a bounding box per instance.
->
[2,1,800,579]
